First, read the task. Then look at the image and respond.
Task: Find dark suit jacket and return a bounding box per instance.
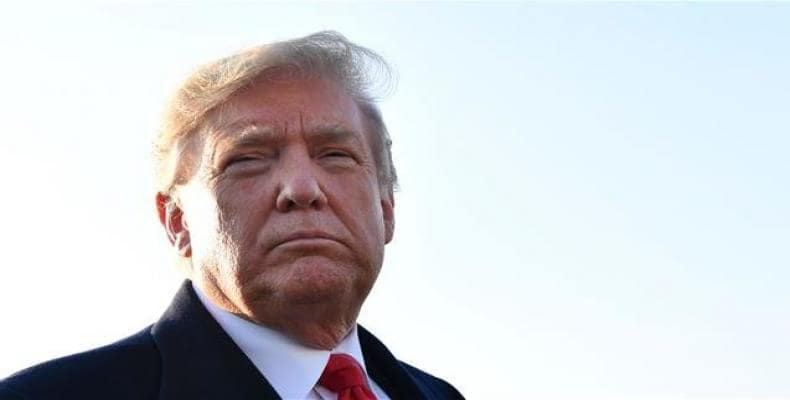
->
[0,281,463,400]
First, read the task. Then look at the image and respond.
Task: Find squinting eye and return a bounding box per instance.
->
[225,153,272,169]
[229,156,260,164]
[322,151,351,158]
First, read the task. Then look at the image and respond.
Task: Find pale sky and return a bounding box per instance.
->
[0,3,788,399]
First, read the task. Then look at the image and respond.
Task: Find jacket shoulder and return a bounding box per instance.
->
[0,327,160,400]
[400,362,465,399]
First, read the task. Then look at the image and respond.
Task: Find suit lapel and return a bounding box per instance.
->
[359,325,432,399]
[151,281,282,400]
[150,281,435,400]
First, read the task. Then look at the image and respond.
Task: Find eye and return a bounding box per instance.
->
[317,149,357,168]
[224,153,273,170]
[228,155,261,165]
[321,150,352,159]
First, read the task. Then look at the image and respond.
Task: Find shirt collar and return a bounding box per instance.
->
[193,283,368,399]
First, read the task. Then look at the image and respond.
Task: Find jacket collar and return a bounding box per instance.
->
[151,280,432,399]
[359,325,431,399]
[151,280,281,399]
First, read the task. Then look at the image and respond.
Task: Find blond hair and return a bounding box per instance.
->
[153,31,397,197]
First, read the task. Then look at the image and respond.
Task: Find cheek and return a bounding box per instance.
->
[343,181,386,239]
[215,192,252,240]
[214,179,273,246]
[179,186,219,251]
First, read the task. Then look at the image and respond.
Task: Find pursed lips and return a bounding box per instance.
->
[275,231,344,248]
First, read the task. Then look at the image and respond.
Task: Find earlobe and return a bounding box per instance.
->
[174,231,192,258]
[156,192,192,257]
[156,192,170,228]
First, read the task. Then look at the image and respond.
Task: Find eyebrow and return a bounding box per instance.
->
[213,119,277,146]
[214,119,363,150]
[307,124,364,148]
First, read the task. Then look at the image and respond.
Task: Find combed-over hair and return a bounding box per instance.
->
[153,31,397,197]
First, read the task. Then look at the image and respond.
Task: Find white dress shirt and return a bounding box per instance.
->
[194,285,390,400]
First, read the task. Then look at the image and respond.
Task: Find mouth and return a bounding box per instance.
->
[275,231,343,248]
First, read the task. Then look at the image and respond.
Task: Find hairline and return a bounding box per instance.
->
[155,32,397,202]
[171,74,393,196]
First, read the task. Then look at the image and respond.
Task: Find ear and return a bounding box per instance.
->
[156,192,192,257]
[381,189,395,244]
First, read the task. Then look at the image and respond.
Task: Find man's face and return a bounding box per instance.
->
[168,77,394,348]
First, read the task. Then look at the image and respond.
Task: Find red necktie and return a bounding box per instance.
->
[318,353,378,400]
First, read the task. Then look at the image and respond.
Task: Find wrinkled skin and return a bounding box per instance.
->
[157,77,394,349]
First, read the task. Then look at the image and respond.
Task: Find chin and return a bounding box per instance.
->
[237,255,364,307]
[236,256,375,344]
[277,257,357,305]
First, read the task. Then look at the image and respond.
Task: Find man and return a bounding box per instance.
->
[0,32,463,400]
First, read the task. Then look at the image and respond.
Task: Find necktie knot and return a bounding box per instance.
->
[319,353,377,400]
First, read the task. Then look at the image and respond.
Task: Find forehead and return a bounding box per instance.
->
[214,77,365,135]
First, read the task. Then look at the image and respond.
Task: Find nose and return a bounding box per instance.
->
[275,156,328,212]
